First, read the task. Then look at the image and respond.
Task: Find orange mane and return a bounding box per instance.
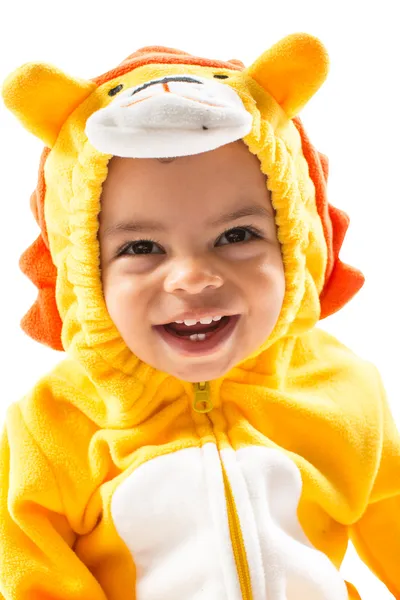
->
[292,117,364,319]
[92,46,245,88]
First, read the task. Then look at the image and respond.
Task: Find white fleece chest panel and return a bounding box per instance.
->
[85,74,253,158]
[111,444,348,600]
[112,444,241,600]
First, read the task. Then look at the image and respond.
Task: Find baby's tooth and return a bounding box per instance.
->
[189,333,207,341]
[212,316,222,321]
[184,319,198,326]
[199,317,213,324]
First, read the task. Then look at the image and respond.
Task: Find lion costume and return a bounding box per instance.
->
[1,33,399,600]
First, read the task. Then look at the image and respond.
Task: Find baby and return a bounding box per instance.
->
[1,33,399,600]
[99,143,285,385]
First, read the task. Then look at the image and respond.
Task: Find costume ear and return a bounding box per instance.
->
[2,63,96,147]
[245,33,329,118]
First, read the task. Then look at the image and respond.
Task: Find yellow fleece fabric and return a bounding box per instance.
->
[1,33,399,600]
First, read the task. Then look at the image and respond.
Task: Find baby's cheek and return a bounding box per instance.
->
[252,266,286,326]
[106,275,153,335]
[102,275,132,320]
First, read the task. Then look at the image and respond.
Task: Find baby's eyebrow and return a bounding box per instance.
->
[102,204,274,237]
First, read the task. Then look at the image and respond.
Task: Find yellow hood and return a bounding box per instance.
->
[2,33,364,424]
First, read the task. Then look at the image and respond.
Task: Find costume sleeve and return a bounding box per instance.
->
[0,401,107,600]
[349,370,400,599]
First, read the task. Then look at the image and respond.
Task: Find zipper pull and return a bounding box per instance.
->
[193,381,213,413]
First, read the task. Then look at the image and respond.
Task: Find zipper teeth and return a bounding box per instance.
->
[221,464,253,600]
[193,382,253,599]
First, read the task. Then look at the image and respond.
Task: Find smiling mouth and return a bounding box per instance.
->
[163,316,230,338]
[153,315,240,356]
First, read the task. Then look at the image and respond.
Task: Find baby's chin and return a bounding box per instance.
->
[154,354,236,383]
[132,345,239,383]
[164,360,234,383]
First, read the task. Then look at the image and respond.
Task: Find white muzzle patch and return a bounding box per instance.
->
[85,74,253,158]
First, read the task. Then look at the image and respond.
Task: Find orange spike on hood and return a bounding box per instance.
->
[292,117,365,319]
[18,147,64,350]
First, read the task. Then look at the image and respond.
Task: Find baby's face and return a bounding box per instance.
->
[98,141,285,382]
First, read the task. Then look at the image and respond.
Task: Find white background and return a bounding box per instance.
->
[0,1,399,598]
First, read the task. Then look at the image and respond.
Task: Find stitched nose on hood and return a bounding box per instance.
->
[129,75,204,96]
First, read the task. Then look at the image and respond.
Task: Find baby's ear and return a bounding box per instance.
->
[2,63,96,147]
[245,33,329,118]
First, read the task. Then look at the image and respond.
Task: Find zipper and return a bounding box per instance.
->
[193,382,253,600]
[193,381,214,413]
[222,463,253,600]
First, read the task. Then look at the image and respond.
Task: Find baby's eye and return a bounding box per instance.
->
[217,226,262,246]
[116,226,263,257]
[118,238,163,256]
